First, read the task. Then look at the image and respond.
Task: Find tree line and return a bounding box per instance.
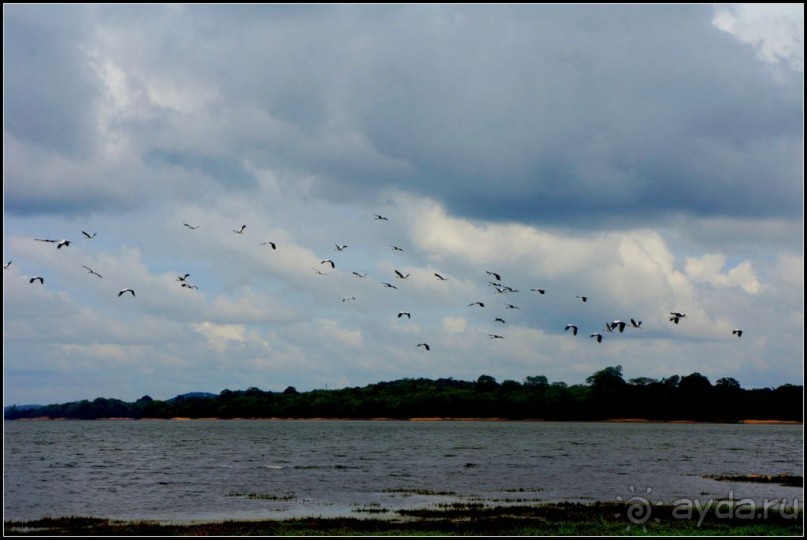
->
[4,366,802,422]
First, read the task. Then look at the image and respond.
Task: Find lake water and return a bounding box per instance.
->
[3,420,803,522]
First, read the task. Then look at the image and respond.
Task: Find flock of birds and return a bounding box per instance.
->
[7,214,746,357]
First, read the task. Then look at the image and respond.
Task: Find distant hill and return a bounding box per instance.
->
[4,404,43,414]
[167,392,217,402]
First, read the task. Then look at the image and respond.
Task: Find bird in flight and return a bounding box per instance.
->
[382,282,398,289]
[181,283,199,290]
[183,223,200,230]
[374,214,389,221]
[312,268,328,276]
[732,329,743,337]
[494,317,506,324]
[394,270,410,279]
[3,261,11,270]
[434,273,448,281]
[669,312,687,324]
[342,297,356,302]
[321,259,336,269]
[118,288,135,297]
[35,238,71,249]
[576,295,588,302]
[610,320,627,333]
[417,343,430,351]
[565,324,578,336]
[233,225,247,234]
[82,265,103,278]
[531,288,546,294]
[390,245,404,253]
[630,318,643,329]
[334,244,348,251]
[398,311,411,319]
[486,271,502,281]
[468,301,485,307]
[505,303,519,309]
[260,241,277,249]
[352,272,367,278]
[82,231,97,239]
[176,273,190,281]
[29,276,44,284]
[489,334,504,339]
[590,333,603,343]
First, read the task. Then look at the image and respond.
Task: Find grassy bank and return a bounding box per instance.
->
[4,502,803,536]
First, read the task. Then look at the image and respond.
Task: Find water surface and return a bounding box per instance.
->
[3,420,802,522]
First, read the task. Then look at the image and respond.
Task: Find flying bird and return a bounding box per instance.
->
[576,295,588,302]
[374,214,389,221]
[382,282,398,289]
[565,324,578,336]
[505,303,519,309]
[417,343,430,351]
[489,334,504,339]
[352,272,368,278]
[610,320,627,333]
[82,265,103,278]
[394,270,410,279]
[82,231,97,239]
[390,245,404,252]
[468,301,485,307]
[183,223,200,230]
[486,271,502,281]
[233,225,247,234]
[669,312,687,324]
[3,261,11,270]
[342,297,356,302]
[321,259,336,269]
[530,288,546,294]
[494,317,506,324]
[176,273,190,281]
[434,273,448,281]
[334,244,348,251]
[732,329,743,337]
[35,238,71,249]
[590,333,603,343]
[29,276,44,284]
[118,288,135,297]
[181,283,198,290]
[260,241,277,249]
[312,268,328,276]
[630,318,643,329]
[398,311,411,319]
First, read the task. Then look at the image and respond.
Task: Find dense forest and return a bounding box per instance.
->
[4,366,803,422]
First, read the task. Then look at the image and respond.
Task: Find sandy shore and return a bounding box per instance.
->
[11,416,802,423]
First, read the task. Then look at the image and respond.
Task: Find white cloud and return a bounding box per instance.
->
[713,4,804,73]
[684,254,762,294]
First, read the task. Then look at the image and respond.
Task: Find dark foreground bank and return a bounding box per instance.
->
[4,502,803,536]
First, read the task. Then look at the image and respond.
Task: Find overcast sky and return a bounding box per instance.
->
[3,4,803,407]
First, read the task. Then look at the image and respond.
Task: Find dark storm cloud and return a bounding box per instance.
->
[3,4,801,226]
[4,5,99,157]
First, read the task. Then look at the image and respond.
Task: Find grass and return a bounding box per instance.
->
[4,502,803,536]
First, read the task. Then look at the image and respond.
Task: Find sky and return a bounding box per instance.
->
[3,4,803,407]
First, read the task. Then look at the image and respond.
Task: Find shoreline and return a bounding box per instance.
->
[5,501,802,536]
[9,416,802,424]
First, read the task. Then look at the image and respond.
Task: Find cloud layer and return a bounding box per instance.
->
[3,4,803,406]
